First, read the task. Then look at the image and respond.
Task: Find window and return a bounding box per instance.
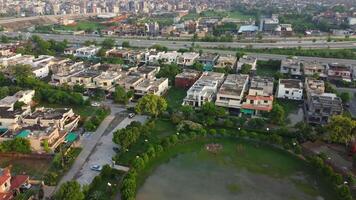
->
[285,91,289,94]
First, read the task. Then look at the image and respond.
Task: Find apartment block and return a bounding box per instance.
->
[276,79,303,100]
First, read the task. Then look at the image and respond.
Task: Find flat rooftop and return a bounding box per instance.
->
[280,79,302,89]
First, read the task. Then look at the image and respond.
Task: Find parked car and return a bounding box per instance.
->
[128,113,135,118]
[20,183,31,190]
[91,102,101,107]
[113,147,120,153]
[90,164,102,172]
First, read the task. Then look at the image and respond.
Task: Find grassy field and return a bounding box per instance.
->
[36,20,107,33]
[227,11,255,20]
[115,118,176,165]
[277,99,302,116]
[181,10,254,21]
[256,60,281,76]
[165,87,186,110]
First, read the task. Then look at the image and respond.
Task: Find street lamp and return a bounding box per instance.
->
[107,182,112,187]
[266,128,270,132]
[238,127,241,131]
[176,132,180,135]
[136,155,139,158]
[144,139,148,142]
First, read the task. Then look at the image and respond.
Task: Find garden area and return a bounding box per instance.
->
[35,20,108,33]
[255,60,281,77]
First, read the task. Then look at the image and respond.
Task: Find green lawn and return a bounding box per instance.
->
[256,60,281,76]
[227,11,255,20]
[277,99,302,115]
[115,118,176,165]
[0,157,51,179]
[165,87,186,111]
[36,20,107,33]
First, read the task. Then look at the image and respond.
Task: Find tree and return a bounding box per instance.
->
[12,64,33,79]
[54,181,85,200]
[13,101,25,111]
[326,115,356,144]
[339,92,351,103]
[121,41,130,48]
[156,63,182,85]
[240,64,252,74]
[101,38,115,49]
[113,86,132,104]
[135,94,167,117]
[269,103,285,125]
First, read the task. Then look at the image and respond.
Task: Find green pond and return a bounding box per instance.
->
[136,140,337,200]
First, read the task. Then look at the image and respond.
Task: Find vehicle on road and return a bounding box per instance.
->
[90,164,103,172]
[128,113,135,118]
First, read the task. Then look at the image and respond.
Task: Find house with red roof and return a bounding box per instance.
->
[241,76,274,116]
[0,168,29,200]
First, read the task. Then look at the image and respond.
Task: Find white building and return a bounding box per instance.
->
[74,46,100,58]
[276,79,303,100]
[215,74,249,109]
[158,51,180,64]
[280,58,302,76]
[183,72,225,107]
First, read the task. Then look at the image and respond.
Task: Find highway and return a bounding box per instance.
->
[3,32,356,50]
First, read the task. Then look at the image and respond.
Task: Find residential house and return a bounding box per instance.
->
[327,63,352,82]
[51,61,85,85]
[69,70,100,88]
[0,168,29,200]
[302,61,328,78]
[177,52,199,66]
[241,76,274,115]
[134,78,169,97]
[236,55,257,72]
[93,71,122,91]
[304,78,342,125]
[158,51,180,64]
[215,74,249,109]
[74,46,100,58]
[215,55,237,69]
[175,69,201,89]
[183,72,225,107]
[197,53,219,71]
[280,58,302,77]
[276,79,303,100]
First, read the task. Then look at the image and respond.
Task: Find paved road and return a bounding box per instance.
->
[3,32,356,49]
[75,114,147,186]
[57,107,122,188]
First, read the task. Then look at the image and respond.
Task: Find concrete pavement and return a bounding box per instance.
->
[75,114,147,185]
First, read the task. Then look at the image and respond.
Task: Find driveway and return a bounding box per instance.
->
[75,114,148,185]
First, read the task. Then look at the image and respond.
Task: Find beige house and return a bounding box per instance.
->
[134,78,169,97]
[215,55,237,69]
[215,74,249,109]
[93,71,122,91]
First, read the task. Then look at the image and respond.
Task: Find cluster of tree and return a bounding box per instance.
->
[44,147,82,186]
[135,94,167,117]
[85,165,118,199]
[113,86,134,105]
[156,63,182,85]
[326,115,356,145]
[308,156,353,200]
[83,107,111,132]
[54,181,85,200]
[112,121,153,150]
[16,35,68,56]
[0,138,31,153]
[150,44,168,52]
[240,64,252,74]
[200,34,233,42]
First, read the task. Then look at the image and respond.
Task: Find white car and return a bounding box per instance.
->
[128,113,135,118]
[90,164,103,172]
[91,102,101,107]
[21,183,31,189]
